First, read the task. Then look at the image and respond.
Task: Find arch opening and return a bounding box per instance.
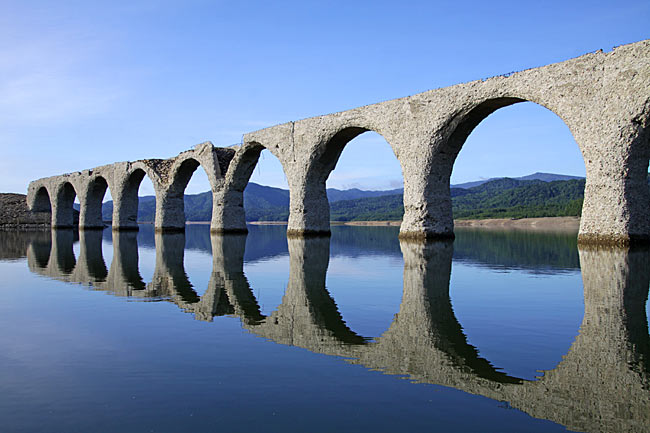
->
[82,176,109,229]
[54,182,78,228]
[113,169,156,228]
[228,144,289,224]
[31,186,51,213]
[170,158,214,224]
[447,100,587,379]
[447,100,585,222]
[325,226,404,341]
[315,129,404,224]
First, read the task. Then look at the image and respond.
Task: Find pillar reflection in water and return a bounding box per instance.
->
[25,231,52,270]
[364,240,521,384]
[50,229,76,275]
[20,227,650,432]
[107,231,146,294]
[210,233,262,324]
[244,236,365,352]
[518,245,650,432]
[77,230,107,282]
[148,232,197,302]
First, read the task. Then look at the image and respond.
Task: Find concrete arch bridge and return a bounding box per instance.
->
[27,40,650,244]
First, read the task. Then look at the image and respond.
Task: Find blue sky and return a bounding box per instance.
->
[1,1,648,196]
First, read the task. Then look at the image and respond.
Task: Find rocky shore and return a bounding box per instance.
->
[0,193,51,230]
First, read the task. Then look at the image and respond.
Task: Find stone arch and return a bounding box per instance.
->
[158,156,211,230]
[289,126,402,236]
[29,185,52,213]
[112,167,157,231]
[440,96,583,163]
[79,175,110,230]
[52,181,78,228]
[213,141,288,233]
[402,96,586,240]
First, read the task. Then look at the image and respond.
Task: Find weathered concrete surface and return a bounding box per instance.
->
[27,40,650,243]
[239,40,650,243]
[25,231,650,432]
[27,142,235,232]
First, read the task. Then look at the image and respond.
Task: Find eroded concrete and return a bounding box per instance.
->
[27,40,650,243]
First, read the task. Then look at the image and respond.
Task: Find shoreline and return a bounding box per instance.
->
[244,216,581,231]
[4,216,580,232]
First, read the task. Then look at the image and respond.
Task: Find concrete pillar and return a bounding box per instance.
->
[78,179,108,230]
[111,173,142,231]
[210,145,265,234]
[578,123,650,245]
[154,186,186,232]
[286,173,330,237]
[399,152,456,240]
[51,183,77,229]
[210,188,248,234]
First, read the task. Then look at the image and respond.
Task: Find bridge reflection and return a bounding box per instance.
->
[19,229,650,432]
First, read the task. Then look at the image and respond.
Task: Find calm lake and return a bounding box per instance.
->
[0,225,648,432]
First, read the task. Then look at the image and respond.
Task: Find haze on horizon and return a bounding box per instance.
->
[1,1,648,198]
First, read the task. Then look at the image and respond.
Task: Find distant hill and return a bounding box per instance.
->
[102,182,406,222]
[451,172,584,189]
[328,178,585,222]
[100,175,588,222]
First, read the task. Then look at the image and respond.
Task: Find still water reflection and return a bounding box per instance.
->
[1,226,649,432]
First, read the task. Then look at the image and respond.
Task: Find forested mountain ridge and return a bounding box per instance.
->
[100,175,589,222]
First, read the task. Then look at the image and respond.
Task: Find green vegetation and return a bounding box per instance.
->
[452,178,585,220]
[102,178,590,223]
[329,178,585,221]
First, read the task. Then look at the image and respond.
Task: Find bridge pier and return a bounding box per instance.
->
[210,188,248,234]
[399,154,456,240]
[154,187,186,232]
[577,120,650,245]
[286,177,331,237]
[51,182,77,229]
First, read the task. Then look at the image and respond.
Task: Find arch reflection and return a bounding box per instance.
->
[20,229,650,432]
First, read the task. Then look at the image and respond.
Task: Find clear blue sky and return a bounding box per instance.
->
[1,0,648,196]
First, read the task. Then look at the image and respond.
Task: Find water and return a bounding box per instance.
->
[0,225,648,432]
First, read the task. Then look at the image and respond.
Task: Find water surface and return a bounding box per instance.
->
[0,225,648,432]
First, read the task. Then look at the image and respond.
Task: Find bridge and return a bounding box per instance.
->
[19,229,650,433]
[26,40,650,244]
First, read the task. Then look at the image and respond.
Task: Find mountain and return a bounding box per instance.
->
[102,182,405,221]
[451,172,584,189]
[326,187,403,202]
[328,178,585,222]
[100,175,587,222]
